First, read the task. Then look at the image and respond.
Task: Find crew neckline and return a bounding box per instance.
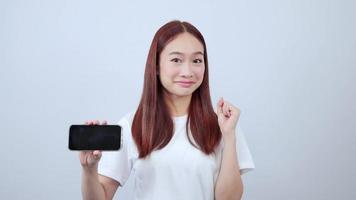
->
[172,114,188,122]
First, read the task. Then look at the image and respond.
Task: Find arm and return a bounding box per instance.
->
[214,133,243,200]
[80,120,120,200]
[81,165,119,200]
[215,98,244,200]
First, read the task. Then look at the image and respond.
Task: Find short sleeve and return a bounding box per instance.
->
[236,125,255,175]
[98,114,132,186]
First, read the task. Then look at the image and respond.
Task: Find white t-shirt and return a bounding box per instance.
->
[98,112,255,200]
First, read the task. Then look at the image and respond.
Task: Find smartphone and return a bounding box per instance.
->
[68,125,122,151]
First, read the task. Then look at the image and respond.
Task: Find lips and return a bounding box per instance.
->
[175,81,195,88]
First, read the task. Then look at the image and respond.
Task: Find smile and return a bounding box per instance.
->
[175,81,195,88]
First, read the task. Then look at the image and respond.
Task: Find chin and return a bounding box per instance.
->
[164,85,199,98]
[174,89,196,97]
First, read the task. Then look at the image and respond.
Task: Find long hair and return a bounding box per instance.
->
[132,20,221,158]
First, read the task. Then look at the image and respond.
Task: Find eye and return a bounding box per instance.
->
[193,59,203,63]
[170,58,182,63]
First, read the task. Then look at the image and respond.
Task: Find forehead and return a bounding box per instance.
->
[162,32,204,55]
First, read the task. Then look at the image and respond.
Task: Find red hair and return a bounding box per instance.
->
[132,20,221,158]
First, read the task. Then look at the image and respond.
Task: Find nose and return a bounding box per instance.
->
[180,64,193,78]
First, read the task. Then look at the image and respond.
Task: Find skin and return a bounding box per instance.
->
[158,32,205,116]
[80,32,244,200]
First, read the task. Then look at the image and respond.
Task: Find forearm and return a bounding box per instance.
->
[81,167,106,200]
[215,133,243,200]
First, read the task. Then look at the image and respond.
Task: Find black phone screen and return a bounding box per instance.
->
[69,125,122,150]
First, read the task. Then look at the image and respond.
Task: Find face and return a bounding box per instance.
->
[158,32,205,99]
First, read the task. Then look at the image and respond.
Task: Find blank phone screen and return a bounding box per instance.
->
[69,125,122,150]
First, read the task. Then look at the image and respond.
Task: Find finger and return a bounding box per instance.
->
[227,103,239,114]
[216,97,224,106]
[216,97,224,116]
[222,101,230,116]
[225,102,240,118]
[221,98,230,117]
[93,150,102,160]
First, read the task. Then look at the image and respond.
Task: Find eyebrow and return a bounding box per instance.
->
[168,51,204,56]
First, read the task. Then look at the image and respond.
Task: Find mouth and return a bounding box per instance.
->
[175,81,195,88]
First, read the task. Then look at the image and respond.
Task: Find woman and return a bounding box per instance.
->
[80,20,255,200]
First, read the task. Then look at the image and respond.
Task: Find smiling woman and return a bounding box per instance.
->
[80,20,255,200]
[132,21,219,158]
[159,33,205,98]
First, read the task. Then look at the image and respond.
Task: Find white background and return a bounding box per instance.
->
[1,0,355,199]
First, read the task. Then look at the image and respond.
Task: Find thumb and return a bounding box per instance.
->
[216,97,224,118]
[93,150,102,160]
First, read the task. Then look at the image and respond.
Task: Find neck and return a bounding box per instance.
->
[164,92,192,117]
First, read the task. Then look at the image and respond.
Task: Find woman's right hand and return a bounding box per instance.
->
[79,120,107,171]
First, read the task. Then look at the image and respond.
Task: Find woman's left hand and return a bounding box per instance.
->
[216,97,241,138]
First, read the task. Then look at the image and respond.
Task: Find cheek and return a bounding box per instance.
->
[161,65,180,78]
[159,64,179,83]
[194,67,205,80]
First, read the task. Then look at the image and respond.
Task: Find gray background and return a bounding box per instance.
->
[1,0,355,199]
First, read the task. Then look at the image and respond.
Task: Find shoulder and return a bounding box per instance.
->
[117,110,139,157]
[117,110,135,127]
